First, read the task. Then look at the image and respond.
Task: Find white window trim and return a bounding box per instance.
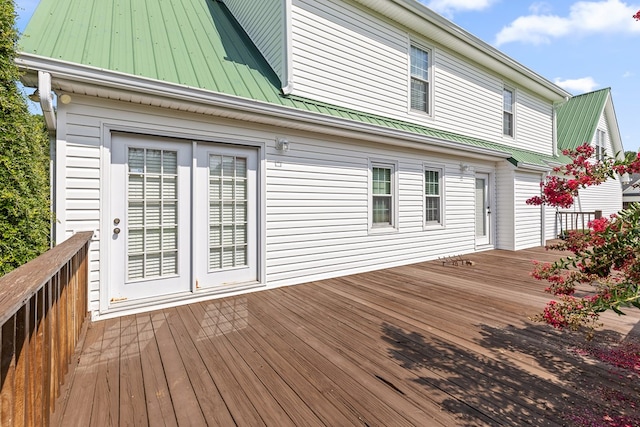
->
[368,159,399,234]
[408,41,433,117]
[423,164,445,229]
[502,85,516,139]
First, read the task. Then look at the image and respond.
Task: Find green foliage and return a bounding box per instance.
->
[0,0,50,275]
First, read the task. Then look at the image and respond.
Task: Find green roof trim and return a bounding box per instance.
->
[20,0,562,169]
[556,88,609,151]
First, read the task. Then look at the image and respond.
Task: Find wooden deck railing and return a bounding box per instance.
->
[556,210,602,237]
[0,231,92,426]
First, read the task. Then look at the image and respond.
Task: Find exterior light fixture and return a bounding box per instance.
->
[276,138,290,152]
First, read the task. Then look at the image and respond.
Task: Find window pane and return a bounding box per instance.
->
[426,197,440,223]
[373,196,391,224]
[411,79,427,112]
[503,88,513,113]
[425,170,439,195]
[410,46,429,80]
[372,167,391,195]
[503,112,513,136]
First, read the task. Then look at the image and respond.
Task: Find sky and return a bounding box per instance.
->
[13,0,640,151]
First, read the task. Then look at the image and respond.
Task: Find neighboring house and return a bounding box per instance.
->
[16,0,624,319]
[555,88,624,221]
[622,173,640,209]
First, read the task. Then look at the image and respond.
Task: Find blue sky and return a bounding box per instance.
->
[13,0,640,151]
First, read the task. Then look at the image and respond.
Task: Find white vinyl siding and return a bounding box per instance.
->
[514,172,543,250]
[55,95,504,319]
[495,163,515,250]
[223,0,285,85]
[289,0,555,154]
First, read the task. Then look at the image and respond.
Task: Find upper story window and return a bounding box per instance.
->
[595,129,606,160]
[410,45,430,114]
[424,167,443,226]
[371,162,396,230]
[503,87,514,137]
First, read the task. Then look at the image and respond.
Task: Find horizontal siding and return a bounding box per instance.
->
[223,0,284,84]
[514,172,543,250]
[515,90,553,154]
[290,0,555,154]
[57,95,502,318]
[495,162,515,250]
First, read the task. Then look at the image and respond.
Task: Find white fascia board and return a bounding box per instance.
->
[352,0,570,102]
[17,53,513,162]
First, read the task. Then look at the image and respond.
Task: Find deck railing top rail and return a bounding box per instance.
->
[0,231,93,326]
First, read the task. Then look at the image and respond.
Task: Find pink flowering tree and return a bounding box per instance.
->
[527,144,640,332]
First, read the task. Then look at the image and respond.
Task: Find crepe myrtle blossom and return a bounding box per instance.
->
[527,144,640,333]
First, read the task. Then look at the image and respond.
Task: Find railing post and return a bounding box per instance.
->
[595,210,602,219]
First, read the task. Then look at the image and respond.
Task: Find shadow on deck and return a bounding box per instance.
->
[53,246,640,426]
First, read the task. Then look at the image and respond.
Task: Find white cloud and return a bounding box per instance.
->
[623,71,635,77]
[495,0,640,46]
[423,0,498,17]
[554,77,599,93]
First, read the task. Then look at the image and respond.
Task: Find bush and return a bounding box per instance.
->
[0,0,50,275]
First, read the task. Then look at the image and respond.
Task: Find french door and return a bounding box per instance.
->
[194,144,258,289]
[109,134,258,304]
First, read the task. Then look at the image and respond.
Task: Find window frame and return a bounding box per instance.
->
[409,43,432,116]
[423,164,445,228]
[595,129,606,161]
[503,86,515,138]
[369,160,398,233]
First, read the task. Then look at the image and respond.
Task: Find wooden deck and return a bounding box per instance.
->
[52,247,640,426]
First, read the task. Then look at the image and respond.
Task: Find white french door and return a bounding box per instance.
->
[475,173,491,246]
[109,134,258,304]
[194,144,258,289]
[110,134,192,302]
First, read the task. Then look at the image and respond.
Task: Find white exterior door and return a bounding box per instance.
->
[475,173,491,246]
[110,134,192,302]
[194,144,258,289]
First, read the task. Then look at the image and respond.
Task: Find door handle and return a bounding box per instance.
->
[113,227,121,234]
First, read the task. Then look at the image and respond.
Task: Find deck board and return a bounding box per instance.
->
[51,246,640,426]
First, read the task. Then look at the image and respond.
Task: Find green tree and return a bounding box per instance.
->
[0,0,50,275]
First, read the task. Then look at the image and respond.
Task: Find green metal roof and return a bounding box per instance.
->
[556,88,609,151]
[20,0,560,168]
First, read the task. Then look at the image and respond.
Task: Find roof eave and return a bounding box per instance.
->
[17,53,513,162]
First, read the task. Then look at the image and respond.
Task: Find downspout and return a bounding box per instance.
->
[281,0,294,95]
[38,71,56,132]
[37,71,57,245]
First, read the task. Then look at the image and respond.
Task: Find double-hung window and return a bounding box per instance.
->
[503,87,514,137]
[410,45,430,114]
[424,167,443,226]
[595,129,606,160]
[371,163,395,229]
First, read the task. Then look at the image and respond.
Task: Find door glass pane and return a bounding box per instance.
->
[475,178,486,237]
[127,147,179,280]
[209,154,248,271]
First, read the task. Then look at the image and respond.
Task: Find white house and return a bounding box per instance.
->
[17,0,624,319]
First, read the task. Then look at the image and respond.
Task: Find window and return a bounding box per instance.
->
[371,163,395,228]
[424,167,443,225]
[503,87,514,136]
[595,129,606,161]
[410,45,430,113]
